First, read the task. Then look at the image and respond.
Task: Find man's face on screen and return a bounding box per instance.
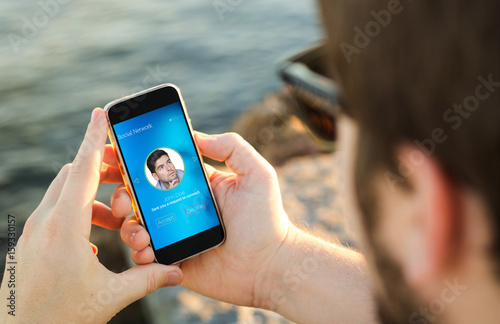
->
[153,154,178,184]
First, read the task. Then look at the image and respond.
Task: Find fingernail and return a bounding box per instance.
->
[91,108,100,122]
[130,231,136,244]
[166,271,181,286]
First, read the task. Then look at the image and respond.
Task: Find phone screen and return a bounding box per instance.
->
[111,101,221,252]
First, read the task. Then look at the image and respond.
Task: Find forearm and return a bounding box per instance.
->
[254,225,378,324]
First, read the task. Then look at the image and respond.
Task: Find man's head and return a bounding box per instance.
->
[147,149,178,185]
[319,0,499,323]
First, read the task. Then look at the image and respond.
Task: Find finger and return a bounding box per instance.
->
[111,184,132,219]
[204,163,216,178]
[91,201,124,230]
[203,163,234,196]
[37,163,72,209]
[103,144,118,167]
[204,162,234,180]
[131,247,155,265]
[100,163,122,184]
[116,264,182,308]
[194,131,272,177]
[57,108,108,231]
[121,215,151,251]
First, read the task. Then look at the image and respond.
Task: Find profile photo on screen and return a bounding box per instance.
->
[145,148,184,190]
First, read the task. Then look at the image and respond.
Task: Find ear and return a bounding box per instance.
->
[379,144,458,298]
[152,173,159,181]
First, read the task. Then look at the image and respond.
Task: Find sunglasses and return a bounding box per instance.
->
[277,43,342,150]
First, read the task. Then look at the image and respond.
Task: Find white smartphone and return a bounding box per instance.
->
[105,84,225,264]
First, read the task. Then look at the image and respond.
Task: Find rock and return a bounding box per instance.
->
[232,90,329,166]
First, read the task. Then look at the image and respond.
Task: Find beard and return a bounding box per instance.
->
[368,240,421,324]
[358,198,452,324]
[351,128,454,323]
[356,177,425,322]
[161,170,177,183]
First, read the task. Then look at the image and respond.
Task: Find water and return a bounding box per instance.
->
[0,0,321,128]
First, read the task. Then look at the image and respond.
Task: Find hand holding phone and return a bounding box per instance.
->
[120,131,293,307]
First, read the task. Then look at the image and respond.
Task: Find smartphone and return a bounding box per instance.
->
[105,84,225,265]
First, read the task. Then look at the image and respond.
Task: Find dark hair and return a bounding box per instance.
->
[319,0,499,275]
[146,149,169,174]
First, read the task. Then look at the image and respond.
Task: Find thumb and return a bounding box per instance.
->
[116,264,183,306]
[194,131,272,177]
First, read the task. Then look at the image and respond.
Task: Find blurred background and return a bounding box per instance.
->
[0,0,355,323]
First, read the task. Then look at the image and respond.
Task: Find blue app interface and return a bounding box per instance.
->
[113,102,220,250]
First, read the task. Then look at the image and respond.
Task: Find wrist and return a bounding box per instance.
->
[252,222,301,312]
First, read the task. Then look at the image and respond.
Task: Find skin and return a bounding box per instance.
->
[1,109,498,323]
[152,154,179,189]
